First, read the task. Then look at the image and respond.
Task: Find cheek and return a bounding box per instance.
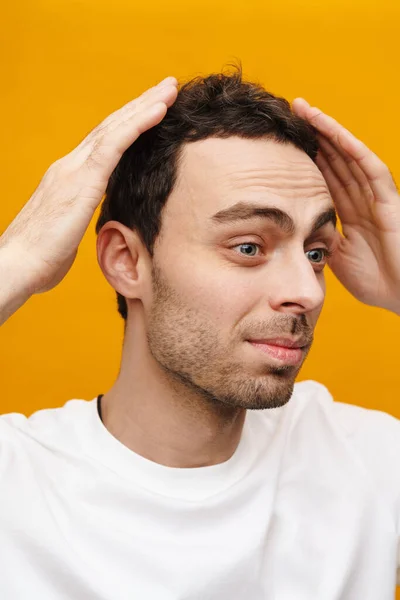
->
[163,256,254,324]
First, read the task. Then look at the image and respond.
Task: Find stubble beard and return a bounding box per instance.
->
[146,263,308,412]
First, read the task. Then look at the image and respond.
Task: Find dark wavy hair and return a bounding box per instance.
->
[95,66,318,321]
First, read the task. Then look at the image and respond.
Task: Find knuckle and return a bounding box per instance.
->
[43,160,62,183]
[44,158,70,181]
[47,158,62,172]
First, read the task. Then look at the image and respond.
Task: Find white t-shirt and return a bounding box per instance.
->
[1,379,400,599]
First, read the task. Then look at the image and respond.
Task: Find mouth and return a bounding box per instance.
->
[247,339,307,366]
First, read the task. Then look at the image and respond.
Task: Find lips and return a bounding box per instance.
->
[247,337,308,349]
[247,340,305,365]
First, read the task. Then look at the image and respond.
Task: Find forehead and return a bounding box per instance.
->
[164,136,332,228]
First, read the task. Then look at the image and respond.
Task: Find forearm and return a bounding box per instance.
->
[0,243,33,326]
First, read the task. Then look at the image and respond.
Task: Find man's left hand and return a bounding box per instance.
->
[292,98,400,315]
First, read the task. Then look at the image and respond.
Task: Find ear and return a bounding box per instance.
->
[96,221,152,302]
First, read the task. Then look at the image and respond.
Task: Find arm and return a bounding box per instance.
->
[0,243,33,326]
[0,76,178,327]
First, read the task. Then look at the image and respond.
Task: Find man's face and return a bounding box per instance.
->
[145,136,336,410]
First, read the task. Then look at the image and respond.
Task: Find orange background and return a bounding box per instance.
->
[1,0,400,593]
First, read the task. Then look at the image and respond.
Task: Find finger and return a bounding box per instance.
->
[293,98,366,180]
[113,77,178,121]
[291,97,311,120]
[317,135,369,201]
[317,144,374,225]
[106,76,178,118]
[79,77,178,147]
[293,99,397,202]
[293,99,349,149]
[72,83,178,168]
[111,101,169,151]
[317,133,371,192]
[332,127,398,201]
[317,134,376,224]
[81,101,171,182]
[104,83,178,136]
[315,151,357,224]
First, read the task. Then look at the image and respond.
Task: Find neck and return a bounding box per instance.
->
[100,320,246,469]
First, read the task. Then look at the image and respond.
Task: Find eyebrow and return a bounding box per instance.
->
[211,202,337,238]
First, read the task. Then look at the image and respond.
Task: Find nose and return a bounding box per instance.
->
[268,249,326,315]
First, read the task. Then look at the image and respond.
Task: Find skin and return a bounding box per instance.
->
[97,137,338,468]
[292,98,400,315]
[2,75,398,469]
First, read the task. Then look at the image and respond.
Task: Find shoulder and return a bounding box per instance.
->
[290,379,400,526]
[292,379,400,440]
[290,379,400,456]
[0,398,97,454]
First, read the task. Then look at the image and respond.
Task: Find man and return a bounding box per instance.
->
[1,69,399,599]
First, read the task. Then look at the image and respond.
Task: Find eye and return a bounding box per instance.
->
[306,248,333,264]
[233,243,261,257]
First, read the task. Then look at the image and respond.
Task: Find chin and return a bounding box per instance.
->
[212,373,296,411]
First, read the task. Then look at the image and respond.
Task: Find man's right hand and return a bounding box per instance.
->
[0,77,178,296]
